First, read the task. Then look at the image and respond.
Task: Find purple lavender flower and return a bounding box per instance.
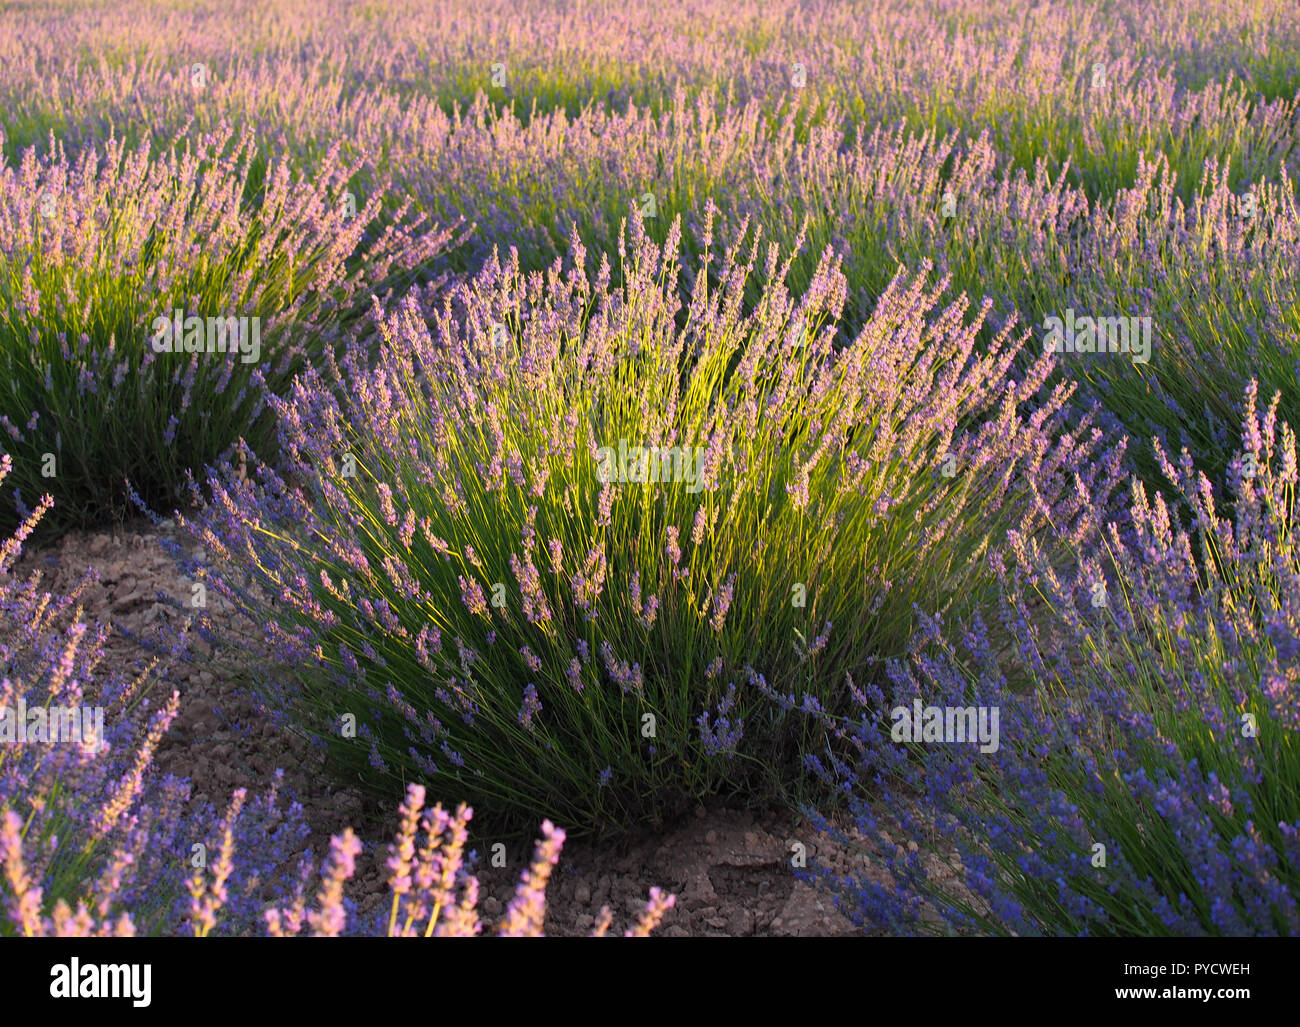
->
[517,684,542,731]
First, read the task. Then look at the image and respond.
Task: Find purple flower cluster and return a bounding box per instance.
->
[697,683,744,759]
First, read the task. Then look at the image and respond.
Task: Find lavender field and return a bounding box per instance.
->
[1,0,1297,940]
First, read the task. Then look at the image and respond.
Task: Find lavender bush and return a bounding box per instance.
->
[795,382,1298,935]
[170,210,1125,832]
[0,124,456,533]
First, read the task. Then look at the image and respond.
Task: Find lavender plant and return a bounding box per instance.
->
[795,382,1298,936]
[172,208,1125,833]
[0,124,456,534]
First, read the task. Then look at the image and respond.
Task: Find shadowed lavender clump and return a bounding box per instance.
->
[259,784,672,937]
[794,383,1298,936]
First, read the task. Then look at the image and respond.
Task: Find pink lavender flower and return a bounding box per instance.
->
[458,575,490,618]
[386,783,426,934]
[0,811,44,937]
[708,573,736,632]
[307,829,363,937]
[625,887,676,937]
[186,789,248,938]
[497,820,565,937]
